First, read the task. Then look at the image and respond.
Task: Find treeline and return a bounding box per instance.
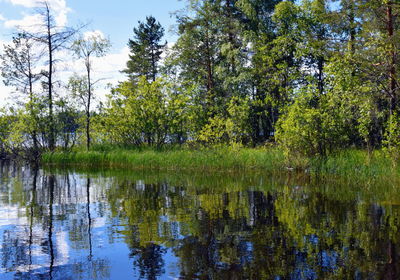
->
[1,0,399,161]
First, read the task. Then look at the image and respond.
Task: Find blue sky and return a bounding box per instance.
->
[66,0,185,49]
[0,0,185,48]
[0,0,186,106]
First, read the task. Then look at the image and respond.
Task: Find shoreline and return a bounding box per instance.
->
[41,147,400,181]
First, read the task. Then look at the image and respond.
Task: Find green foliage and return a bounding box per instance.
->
[54,98,80,150]
[71,32,111,60]
[276,87,348,162]
[197,116,228,145]
[70,33,111,150]
[0,98,49,157]
[197,96,251,145]
[226,96,251,144]
[101,77,192,147]
[1,0,400,167]
[167,84,199,143]
[275,90,323,164]
[0,108,15,154]
[124,16,166,82]
[383,113,400,163]
[0,32,40,93]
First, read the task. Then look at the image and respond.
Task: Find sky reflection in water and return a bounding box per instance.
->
[0,161,399,279]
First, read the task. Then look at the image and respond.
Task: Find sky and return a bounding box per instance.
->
[0,0,186,106]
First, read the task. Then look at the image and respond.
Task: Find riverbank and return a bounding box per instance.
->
[42,146,285,172]
[41,146,400,181]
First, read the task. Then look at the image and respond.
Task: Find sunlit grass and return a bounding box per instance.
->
[42,145,286,172]
[310,149,399,178]
[42,146,400,182]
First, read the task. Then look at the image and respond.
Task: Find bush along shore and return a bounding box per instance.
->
[2,1,400,178]
[41,146,400,182]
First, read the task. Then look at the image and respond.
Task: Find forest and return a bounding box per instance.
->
[0,0,399,169]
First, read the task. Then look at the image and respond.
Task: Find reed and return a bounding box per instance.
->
[42,146,400,181]
[42,145,286,172]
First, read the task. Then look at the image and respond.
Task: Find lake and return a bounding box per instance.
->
[0,161,399,279]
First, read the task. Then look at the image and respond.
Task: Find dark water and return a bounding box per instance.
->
[0,162,400,279]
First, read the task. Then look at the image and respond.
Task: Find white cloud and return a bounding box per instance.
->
[83,30,105,40]
[161,41,175,61]
[92,46,129,78]
[51,0,70,27]
[0,84,14,108]
[0,14,6,21]
[0,39,14,108]
[6,0,67,10]
[4,13,43,32]
[0,42,129,109]
[0,38,6,51]
[5,0,40,8]
[92,46,129,102]
[4,0,71,29]
[63,46,129,104]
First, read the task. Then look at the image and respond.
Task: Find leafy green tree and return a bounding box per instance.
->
[383,112,400,163]
[0,32,41,154]
[124,16,166,82]
[0,98,51,158]
[164,83,194,144]
[197,96,251,145]
[166,0,220,117]
[276,86,349,162]
[330,0,400,149]
[322,0,398,150]
[213,0,252,100]
[70,32,111,150]
[248,0,299,143]
[0,108,15,156]
[168,0,256,142]
[103,77,192,147]
[54,98,80,150]
[197,115,229,145]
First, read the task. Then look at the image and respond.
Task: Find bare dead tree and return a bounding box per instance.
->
[25,1,79,150]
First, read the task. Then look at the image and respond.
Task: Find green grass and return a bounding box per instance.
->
[41,145,400,182]
[42,145,286,172]
[310,149,399,179]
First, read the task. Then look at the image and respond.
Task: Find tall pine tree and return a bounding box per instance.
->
[124,16,166,83]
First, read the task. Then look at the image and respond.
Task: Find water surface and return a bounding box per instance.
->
[0,161,399,279]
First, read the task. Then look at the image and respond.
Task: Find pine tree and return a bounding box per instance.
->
[124,16,166,82]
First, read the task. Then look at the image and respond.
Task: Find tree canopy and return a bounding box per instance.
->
[124,16,167,83]
[0,0,399,162]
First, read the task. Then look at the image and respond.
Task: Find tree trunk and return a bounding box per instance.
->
[205,26,214,113]
[387,2,397,115]
[151,48,156,82]
[28,69,38,156]
[317,57,324,96]
[348,0,356,79]
[46,4,55,150]
[86,60,91,150]
[226,0,236,76]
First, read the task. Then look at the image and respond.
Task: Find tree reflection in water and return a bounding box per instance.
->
[0,162,399,279]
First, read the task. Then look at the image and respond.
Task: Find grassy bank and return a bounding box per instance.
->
[41,146,400,181]
[42,146,285,172]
